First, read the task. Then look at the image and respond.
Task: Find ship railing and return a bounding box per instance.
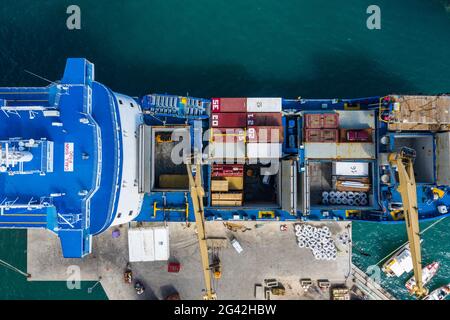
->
[0,196,53,215]
[1,106,59,120]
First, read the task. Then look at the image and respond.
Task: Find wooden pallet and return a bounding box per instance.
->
[389,95,450,131]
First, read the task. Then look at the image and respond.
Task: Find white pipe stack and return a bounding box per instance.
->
[295,224,337,261]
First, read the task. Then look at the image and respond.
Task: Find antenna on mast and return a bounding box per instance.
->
[24,69,57,85]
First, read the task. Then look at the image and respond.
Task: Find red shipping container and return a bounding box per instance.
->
[212,164,244,177]
[211,113,247,128]
[304,113,339,129]
[211,128,246,143]
[322,129,339,142]
[247,126,284,143]
[305,129,338,142]
[247,112,282,126]
[305,114,322,129]
[322,113,339,128]
[305,129,322,142]
[211,98,247,113]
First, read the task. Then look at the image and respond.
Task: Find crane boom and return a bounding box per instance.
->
[389,147,427,297]
[186,161,216,300]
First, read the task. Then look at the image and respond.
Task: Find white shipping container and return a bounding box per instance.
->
[209,142,246,160]
[332,162,369,176]
[246,98,282,112]
[128,227,169,262]
[247,143,282,159]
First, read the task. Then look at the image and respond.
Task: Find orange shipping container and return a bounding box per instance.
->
[305,113,339,129]
[305,129,338,142]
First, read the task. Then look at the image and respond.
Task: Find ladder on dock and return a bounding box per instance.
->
[351,264,396,300]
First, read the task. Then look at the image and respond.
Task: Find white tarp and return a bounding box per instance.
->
[128,227,169,262]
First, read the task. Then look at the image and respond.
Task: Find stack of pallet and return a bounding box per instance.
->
[304,113,339,142]
[387,95,450,131]
[210,164,244,206]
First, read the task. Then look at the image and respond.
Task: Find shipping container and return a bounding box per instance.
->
[247,112,283,126]
[209,142,246,160]
[305,129,322,142]
[211,128,246,143]
[247,126,284,143]
[210,113,247,128]
[304,129,338,143]
[322,129,339,142]
[247,143,282,159]
[339,128,373,143]
[211,98,247,113]
[322,113,339,128]
[304,113,339,129]
[212,164,244,177]
[305,114,322,129]
[247,98,282,112]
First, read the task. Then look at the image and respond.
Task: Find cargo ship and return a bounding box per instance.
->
[1,58,450,258]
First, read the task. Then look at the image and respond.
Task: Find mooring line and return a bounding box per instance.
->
[0,258,30,278]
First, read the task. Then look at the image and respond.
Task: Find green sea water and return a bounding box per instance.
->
[0,0,449,299]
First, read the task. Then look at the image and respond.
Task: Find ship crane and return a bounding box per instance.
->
[388,147,428,298]
[186,159,217,300]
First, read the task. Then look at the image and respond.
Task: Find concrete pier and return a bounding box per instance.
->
[27,221,355,300]
[351,264,396,300]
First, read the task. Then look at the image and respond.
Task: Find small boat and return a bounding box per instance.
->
[405,262,440,294]
[423,284,450,300]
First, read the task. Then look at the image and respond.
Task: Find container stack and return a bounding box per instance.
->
[210,97,283,160]
[246,98,283,159]
[209,97,283,206]
[210,98,247,206]
[210,164,244,206]
[304,113,339,143]
[210,98,247,160]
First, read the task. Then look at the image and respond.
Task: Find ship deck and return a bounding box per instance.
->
[0,58,125,257]
[138,95,450,224]
[0,85,96,230]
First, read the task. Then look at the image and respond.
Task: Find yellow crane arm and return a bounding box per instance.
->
[389,149,427,297]
[186,162,216,300]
